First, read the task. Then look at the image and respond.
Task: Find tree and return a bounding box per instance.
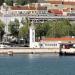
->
[8,19,20,37]
[16,0,27,5]
[4,0,13,6]
[28,0,37,3]
[19,17,31,44]
[19,25,28,38]
[46,20,55,37]
[55,19,71,37]
[35,22,50,40]
[45,19,72,37]
[70,24,75,36]
[4,0,38,6]
[0,20,5,41]
[16,0,38,5]
[35,19,72,39]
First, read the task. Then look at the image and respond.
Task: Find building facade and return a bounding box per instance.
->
[40,37,75,48]
[0,3,75,33]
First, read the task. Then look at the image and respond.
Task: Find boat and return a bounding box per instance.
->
[59,51,75,56]
[59,43,75,56]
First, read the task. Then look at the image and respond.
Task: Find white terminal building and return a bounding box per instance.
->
[29,26,75,48]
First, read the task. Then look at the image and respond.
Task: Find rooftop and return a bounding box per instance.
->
[48,9,63,15]
[41,37,75,41]
[48,1,75,5]
[10,4,47,10]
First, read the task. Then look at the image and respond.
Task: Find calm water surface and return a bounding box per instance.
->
[0,54,75,75]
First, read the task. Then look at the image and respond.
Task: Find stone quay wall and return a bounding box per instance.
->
[0,47,59,54]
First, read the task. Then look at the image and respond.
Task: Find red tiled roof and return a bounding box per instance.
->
[41,37,75,41]
[63,2,75,5]
[11,6,36,10]
[48,1,62,4]
[48,1,75,5]
[11,5,47,10]
[48,9,63,15]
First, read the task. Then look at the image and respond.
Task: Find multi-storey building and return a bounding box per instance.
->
[0,3,49,33]
[0,2,75,33]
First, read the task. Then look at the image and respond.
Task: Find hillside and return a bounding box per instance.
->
[4,0,38,6]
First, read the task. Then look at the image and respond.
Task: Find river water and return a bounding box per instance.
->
[0,54,75,75]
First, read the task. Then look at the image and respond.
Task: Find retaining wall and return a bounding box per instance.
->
[0,48,59,54]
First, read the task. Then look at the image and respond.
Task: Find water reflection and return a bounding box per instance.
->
[28,53,59,59]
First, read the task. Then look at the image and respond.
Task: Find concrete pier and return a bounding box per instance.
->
[0,47,59,54]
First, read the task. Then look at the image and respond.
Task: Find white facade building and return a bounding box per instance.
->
[40,41,61,48]
[40,37,75,48]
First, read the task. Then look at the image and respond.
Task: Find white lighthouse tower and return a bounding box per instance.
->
[29,22,35,48]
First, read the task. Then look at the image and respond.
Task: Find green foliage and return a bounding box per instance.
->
[7,18,75,42]
[19,18,31,38]
[50,19,71,37]
[4,0,37,5]
[16,0,27,5]
[8,19,20,37]
[0,20,5,41]
[25,17,31,27]
[35,19,73,38]
[46,20,55,37]
[70,24,75,36]
[4,0,13,6]
[35,22,50,39]
[0,20,5,31]
[15,0,37,5]
[19,25,28,38]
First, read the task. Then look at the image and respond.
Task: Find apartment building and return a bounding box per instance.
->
[0,3,49,33]
[0,2,75,33]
